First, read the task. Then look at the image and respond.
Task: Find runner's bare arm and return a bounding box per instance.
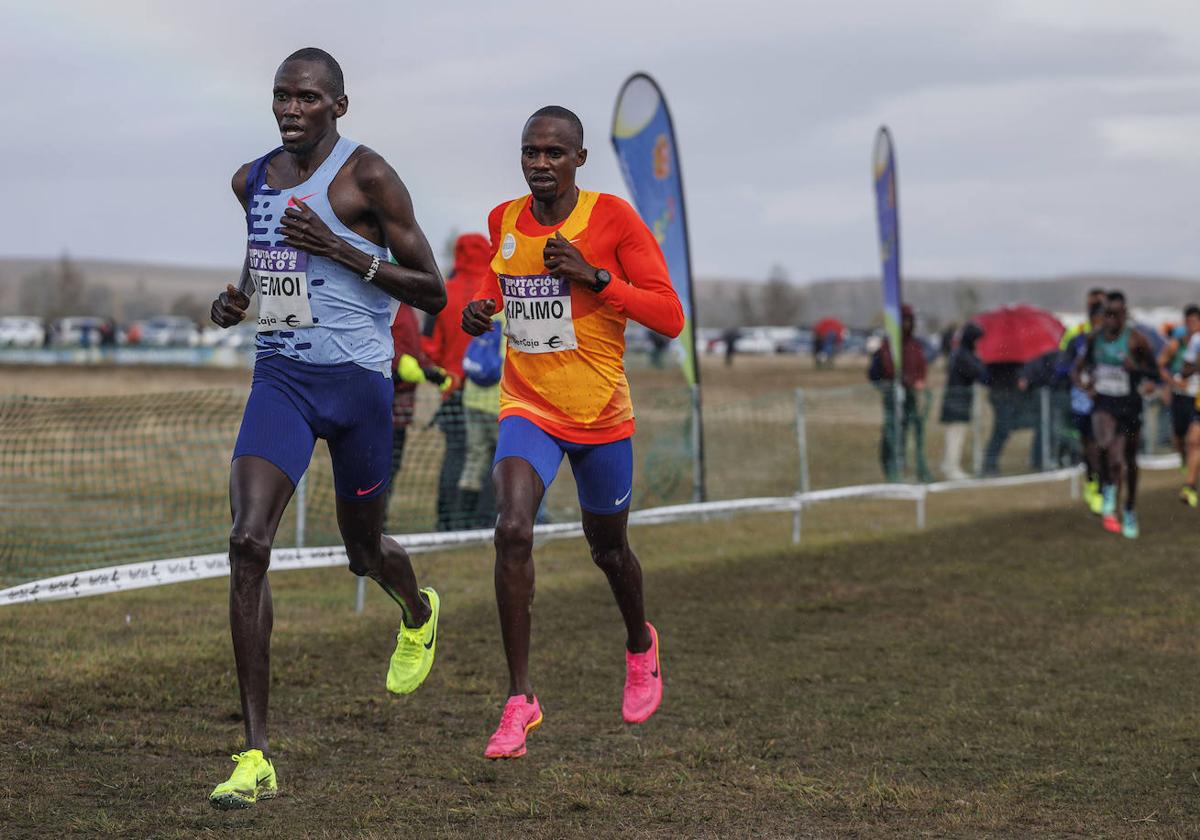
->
[1128,332,1160,381]
[1158,338,1181,386]
[210,165,254,327]
[276,157,445,313]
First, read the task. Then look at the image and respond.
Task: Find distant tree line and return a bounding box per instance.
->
[17,254,210,324]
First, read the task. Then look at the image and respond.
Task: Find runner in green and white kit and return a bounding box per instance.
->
[1073,291,1158,538]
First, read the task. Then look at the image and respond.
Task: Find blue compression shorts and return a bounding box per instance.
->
[493,416,633,515]
[232,353,393,500]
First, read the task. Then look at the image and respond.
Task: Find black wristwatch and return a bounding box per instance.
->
[591,268,612,293]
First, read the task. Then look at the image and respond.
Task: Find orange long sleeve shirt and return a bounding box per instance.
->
[474,191,684,443]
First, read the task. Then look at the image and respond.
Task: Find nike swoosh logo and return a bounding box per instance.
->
[356,479,384,497]
[287,192,318,207]
[614,488,632,506]
[424,620,435,650]
[650,668,659,678]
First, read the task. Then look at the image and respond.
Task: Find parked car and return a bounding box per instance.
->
[774,328,813,354]
[211,322,258,349]
[136,316,200,347]
[0,316,45,348]
[843,330,870,355]
[54,316,107,347]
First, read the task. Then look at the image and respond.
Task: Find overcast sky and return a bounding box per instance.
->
[4,0,1199,282]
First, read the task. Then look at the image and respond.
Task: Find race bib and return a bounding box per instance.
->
[248,245,314,332]
[1094,363,1131,398]
[500,274,577,354]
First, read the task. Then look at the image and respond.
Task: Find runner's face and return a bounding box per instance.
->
[1187,313,1200,335]
[272,60,347,154]
[1104,302,1125,335]
[521,118,586,202]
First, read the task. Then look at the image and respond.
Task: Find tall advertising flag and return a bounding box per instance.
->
[873,126,902,375]
[612,73,705,500]
[612,73,699,385]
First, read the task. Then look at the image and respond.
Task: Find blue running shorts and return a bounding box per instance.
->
[493,416,633,514]
[233,354,393,500]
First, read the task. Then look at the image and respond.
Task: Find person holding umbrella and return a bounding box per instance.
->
[812,317,844,369]
[972,304,1065,475]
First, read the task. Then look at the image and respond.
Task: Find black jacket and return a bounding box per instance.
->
[940,323,988,423]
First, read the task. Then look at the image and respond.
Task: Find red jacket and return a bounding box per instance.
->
[421,233,490,383]
[875,334,928,388]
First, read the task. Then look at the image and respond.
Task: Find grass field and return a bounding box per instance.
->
[2,355,1195,837]
[2,470,1197,838]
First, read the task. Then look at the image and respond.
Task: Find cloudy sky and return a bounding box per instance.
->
[4,0,1200,282]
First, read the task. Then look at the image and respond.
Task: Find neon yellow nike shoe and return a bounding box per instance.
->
[387,587,439,695]
[209,749,277,810]
[1180,485,1198,508]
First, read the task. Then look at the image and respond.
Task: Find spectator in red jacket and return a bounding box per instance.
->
[422,232,492,530]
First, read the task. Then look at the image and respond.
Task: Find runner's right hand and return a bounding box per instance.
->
[462,299,496,336]
[211,284,250,328]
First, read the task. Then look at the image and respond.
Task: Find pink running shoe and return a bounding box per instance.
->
[484,694,543,759]
[622,622,663,724]
[1102,513,1121,533]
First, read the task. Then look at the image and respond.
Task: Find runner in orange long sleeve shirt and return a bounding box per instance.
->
[461,106,683,760]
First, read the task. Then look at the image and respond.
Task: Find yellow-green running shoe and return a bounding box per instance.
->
[1180,485,1198,508]
[386,587,439,695]
[1084,479,1103,515]
[209,749,277,810]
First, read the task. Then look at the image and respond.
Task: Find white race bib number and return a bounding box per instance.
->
[500,274,577,354]
[249,245,313,332]
[1094,363,1130,398]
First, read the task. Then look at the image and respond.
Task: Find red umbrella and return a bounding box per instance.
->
[812,317,844,339]
[971,304,1064,364]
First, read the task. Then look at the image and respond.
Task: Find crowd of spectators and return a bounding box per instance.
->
[867,289,1185,483]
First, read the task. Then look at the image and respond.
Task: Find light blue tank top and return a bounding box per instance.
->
[246,137,397,371]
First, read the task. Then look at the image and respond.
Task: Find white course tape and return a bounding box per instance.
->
[1,454,1181,606]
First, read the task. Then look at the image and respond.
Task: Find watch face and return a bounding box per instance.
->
[596,270,611,283]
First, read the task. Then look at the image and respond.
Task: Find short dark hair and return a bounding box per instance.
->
[1107,290,1126,306]
[282,47,344,97]
[527,105,584,147]
[1087,287,1106,298]
[1185,304,1200,320]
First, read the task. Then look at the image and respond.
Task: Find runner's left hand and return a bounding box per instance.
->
[280,198,343,258]
[543,232,596,287]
